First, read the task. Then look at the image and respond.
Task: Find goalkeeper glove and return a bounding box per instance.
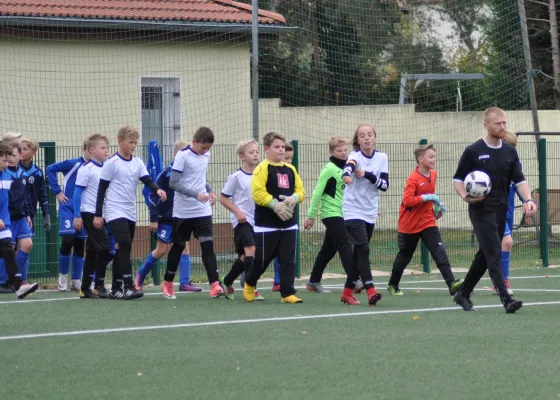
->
[434,203,446,220]
[421,194,441,206]
[43,214,51,232]
[267,199,294,222]
[278,194,300,210]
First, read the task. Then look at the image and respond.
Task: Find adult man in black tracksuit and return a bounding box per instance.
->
[452,107,536,313]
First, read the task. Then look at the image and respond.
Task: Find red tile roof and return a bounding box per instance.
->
[0,0,286,25]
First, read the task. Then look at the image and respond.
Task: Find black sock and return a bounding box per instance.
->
[200,240,219,284]
[81,249,96,291]
[224,258,244,286]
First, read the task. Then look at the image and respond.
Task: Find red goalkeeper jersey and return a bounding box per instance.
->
[398,168,438,234]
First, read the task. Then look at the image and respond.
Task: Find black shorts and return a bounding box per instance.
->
[345,219,375,246]
[172,216,213,245]
[233,223,255,255]
[81,212,110,251]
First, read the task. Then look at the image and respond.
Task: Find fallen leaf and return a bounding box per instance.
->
[412,316,419,320]
[466,360,471,363]
[416,290,421,294]
[546,275,550,278]
[429,275,435,280]
[300,331,309,334]
[137,372,143,376]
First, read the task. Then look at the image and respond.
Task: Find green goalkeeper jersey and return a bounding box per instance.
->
[306,156,346,220]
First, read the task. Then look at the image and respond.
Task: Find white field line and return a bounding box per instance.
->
[1,300,560,341]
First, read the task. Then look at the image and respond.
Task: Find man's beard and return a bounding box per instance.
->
[489,129,506,139]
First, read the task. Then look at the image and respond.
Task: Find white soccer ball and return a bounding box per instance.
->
[464,170,491,198]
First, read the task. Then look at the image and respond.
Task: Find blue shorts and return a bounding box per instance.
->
[504,217,513,237]
[58,207,87,239]
[11,218,33,243]
[156,223,172,244]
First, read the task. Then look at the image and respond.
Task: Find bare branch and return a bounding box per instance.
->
[534,69,555,80]
[527,17,551,23]
[528,0,549,6]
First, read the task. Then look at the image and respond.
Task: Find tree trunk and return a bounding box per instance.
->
[550,0,560,109]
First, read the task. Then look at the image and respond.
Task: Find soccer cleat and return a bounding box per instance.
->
[353,280,365,294]
[162,281,176,300]
[58,273,68,292]
[134,271,146,291]
[341,289,361,305]
[367,289,382,306]
[505,299,523,314]
[306,282,331,293]
[281,295,303,304]
[94,286,109,299]
[387,284,404,296]
[221,278,234,300]
[272,284,280,292]
[449,279,462,296]
[123,285,144,300]
[0,284,15,293]
[70,279,81,292]
[179,282,203,292]
[254,290,265,301]
[209,281,224,299]
[79,289,99,299]
[109,288,124,300]
[243,284,256,302]
[16,282,38,299]
[453,290,476,311]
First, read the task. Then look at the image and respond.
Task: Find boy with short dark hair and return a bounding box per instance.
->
[94,126,166,300]
[386,144,461,295]
[161,127,224,299]
[0,142,38,299]
[47,141,89,291]
[243,132,305,304]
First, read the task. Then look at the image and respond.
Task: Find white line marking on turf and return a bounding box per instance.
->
[2,301,560,341]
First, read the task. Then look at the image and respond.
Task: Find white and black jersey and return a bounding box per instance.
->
[75,160,103,214]
[453,139,525,206]
[100,154,149,222]
[221,169,255,229]
[172,145,211,219]
[342,149,389,224]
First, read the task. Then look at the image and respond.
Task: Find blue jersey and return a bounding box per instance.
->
[46,157,86,214]
[20,162,48,219]
[6,166,30,220]
[148,164,174,224]
[0,170,12,239]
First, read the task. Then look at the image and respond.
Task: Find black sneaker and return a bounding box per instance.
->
[505,299,523,314]
[94,286,109,299]
[16,282,39,299]
[123,285,144,300]
[453,290,476,311]
[109,288,124,300]
[0,284,15,294]
[79,289,99,299]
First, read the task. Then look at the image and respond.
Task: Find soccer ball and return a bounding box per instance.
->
[464,170,491,198]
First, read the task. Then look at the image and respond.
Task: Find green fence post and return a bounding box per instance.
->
[292,140,301,278]
[538,138,549,268]
[40,142,58,277]
[418,138,430,273]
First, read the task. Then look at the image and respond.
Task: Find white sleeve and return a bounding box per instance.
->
[75,166,90,187]
[138,158,149,179]
[382,153,389,173]
[172,151,186,173]
[221,173,237,197]
[100,159,116,181]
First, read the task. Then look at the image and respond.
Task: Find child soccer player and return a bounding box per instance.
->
[94,126,166,300]
[20,139,50,233]
[161,127,223,299]
[243,132,305,304]
[271,141,294,292]
[6,144,34,283]
[134,140,201,293]
[304,137,354,296]
[0,142,39,299]
[73,133,111,299]
[493,132,521,296]
[386,144,462,295]
[341,124,386,306]
[47,142,89,291]
[220,139,264,301]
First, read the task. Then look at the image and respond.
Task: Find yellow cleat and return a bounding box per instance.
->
[243,284,256,302]
[280,295,303,304]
